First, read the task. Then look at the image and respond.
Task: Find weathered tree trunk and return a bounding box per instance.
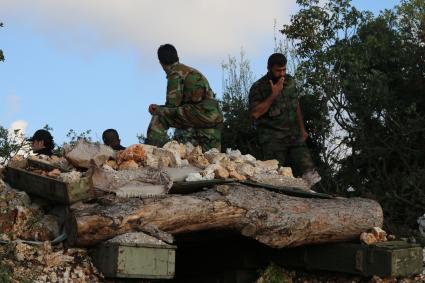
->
[65,184,383,248]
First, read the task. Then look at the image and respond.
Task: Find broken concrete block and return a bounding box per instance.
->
[278,167,293,178]
[236,163,255,177]
[116,144,146,164]
[214,166,229,179]
[65,140,114,169]
[118,160,139,170]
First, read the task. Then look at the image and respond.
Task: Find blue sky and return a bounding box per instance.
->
[0,0,401,146]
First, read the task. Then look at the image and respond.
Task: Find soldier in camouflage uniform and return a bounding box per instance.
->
[248,53,321,187]
[146,44,223,151]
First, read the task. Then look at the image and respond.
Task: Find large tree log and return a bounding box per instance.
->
[65,184,383,248]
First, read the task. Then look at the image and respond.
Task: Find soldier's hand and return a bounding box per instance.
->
[269,77,285,97]
[149,104,158,115]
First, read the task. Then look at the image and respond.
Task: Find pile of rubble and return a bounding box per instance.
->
[0,178,103,282]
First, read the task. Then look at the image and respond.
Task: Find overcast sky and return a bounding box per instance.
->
[0,0,400,146]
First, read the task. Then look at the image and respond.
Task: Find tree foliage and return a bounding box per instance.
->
[281,0,425,232]
[0,22,4,62]
[220,51,261,157]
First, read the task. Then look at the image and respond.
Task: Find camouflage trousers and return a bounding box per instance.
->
[258,129,315,177]
[146,101,223,152]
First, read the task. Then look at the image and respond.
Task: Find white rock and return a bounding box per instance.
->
[240,154,257,166]
[236,163,255,177]
[153,148,181,167]
[226,148,242,161]
[185,172,204,182]
[65,140,114,168]
[58,171,82,183]
[254,159,279,174]
[278,167,293,178]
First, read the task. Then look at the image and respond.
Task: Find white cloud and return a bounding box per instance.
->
[10,120,28,135]
[0,0,296,63]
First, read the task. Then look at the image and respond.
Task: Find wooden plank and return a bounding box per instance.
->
[5,166,93,204]
[273,241,423,277]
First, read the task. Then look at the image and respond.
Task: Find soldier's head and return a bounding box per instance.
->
[157,44,179,67]
[102,129,121,148]
[28,129,54,152]
[267,53,287,83]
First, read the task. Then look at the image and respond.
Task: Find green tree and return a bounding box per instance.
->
[0,22,4,62]
[220,51,261,156]
[281,0,425,232]
[0,125,29,166]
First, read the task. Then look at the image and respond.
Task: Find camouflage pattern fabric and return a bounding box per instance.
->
[249,73,315,176]
[147,62,223,151]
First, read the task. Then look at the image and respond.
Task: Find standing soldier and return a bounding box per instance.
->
[146,44,223,151]
[249,53,321,188]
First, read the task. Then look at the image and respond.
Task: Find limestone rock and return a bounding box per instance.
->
[106,160,118,170]
[360,232,378,245]
[240,154,257,166]
[65,140,114,169]
[187,146,210,169]
[278,167,294,178]
[214,166,230,179]
[58,171,82,183]
[145,152,160,168]
[184,142,195,157]
[185,172,204,182]
[236,163,255,177]
[8,155,28,169]
[229,170,246,181]
[204,148,230,167]
[118,160,139,170]
[116,144,146,164]
[371,227,387,241]
[47,169,61,178]
[226,148,242,160]
[153,148,181,167]
[163,140,186,160]
[254,159,279,174]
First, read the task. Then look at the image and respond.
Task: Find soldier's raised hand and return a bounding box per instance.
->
[149,104,158,115]
[269,76,285,97]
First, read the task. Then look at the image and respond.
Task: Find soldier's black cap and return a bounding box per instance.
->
[28,129,53,142]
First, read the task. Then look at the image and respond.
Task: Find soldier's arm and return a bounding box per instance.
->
[250,77,284,120]
[165,73,184,107]
[296,101,308,141]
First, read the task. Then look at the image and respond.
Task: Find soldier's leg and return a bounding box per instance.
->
[146,111,177,147]
[261,141,290,168]
[193,127,222,152]
[287,144,315,176]
[288,144,321,187]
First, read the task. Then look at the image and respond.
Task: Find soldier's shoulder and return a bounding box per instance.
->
[250,75,268,92]
[169,63,192,77]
